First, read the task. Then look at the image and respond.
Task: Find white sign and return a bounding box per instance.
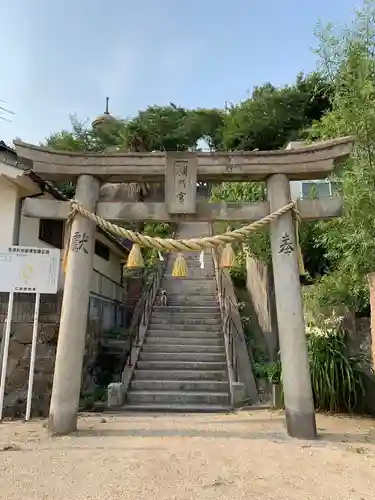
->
[0,246,59,294]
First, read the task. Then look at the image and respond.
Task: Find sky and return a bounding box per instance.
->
[0,0,363,145]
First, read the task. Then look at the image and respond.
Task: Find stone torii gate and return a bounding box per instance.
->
[15,137,352,439]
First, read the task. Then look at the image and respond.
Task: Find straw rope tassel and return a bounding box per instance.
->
[219,225,236,269]
[62,241,69,275]
[62,213,74,275]
[199,250,205,269]
[126,243,145,269]
[220,243,236,269]
[172,253,188,277]
[294,209,305,276]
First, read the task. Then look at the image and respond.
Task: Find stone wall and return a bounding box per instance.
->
[245,255,279,361]
[0,319,100,418]
[0,292,62,324]
[0,291,127,333]
[342,314,375,414]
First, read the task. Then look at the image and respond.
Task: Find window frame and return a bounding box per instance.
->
[94,239,110,261]
[38,218,64,249]
[300,180,337,200]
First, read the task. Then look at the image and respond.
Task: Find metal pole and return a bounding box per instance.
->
[0,291,14,420]
[0,320,7,381]
[25,292,41,421]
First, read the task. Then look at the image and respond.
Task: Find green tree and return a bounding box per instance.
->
[222,73,332,151]
[304,0,375,319]
[211,72,333,278]
[45,114,127,153]
[44,115,129,197]
[123,104,225,152]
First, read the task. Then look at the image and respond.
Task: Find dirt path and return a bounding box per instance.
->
[0,410,375,499]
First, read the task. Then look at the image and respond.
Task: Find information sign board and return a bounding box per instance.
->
[0,246,59,294]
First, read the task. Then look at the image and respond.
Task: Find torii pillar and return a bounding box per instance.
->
[49,175,100,434]
[268,174,316,439]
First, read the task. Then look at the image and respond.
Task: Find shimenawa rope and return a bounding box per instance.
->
[66,199,299,251]
[62,199,304,275]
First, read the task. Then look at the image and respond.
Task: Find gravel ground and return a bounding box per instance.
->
[0,410,375,500]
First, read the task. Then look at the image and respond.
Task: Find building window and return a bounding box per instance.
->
[95,240,110,261]
[301,181,338,200]
[38,219,64,249]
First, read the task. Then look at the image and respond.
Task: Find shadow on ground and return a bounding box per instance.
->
[73,426,375,445]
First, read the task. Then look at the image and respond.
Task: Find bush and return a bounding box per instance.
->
[265,326,368,413]
[306,327,367,412]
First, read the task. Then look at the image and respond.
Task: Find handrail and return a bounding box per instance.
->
[210,229,259,405]
[212,250,238,406]
[126,262,164,367]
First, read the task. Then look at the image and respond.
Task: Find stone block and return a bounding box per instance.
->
[272,384,284,409]
[232,382,246,406]
[5,368,28,392]
[12,324,33,344]
[107,382,125,407]
[8,341,29,364]
[39,324,59,344]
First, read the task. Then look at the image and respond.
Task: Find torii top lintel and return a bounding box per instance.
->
[13,136,353,183]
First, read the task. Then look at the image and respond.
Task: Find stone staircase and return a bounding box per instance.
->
[123,222,231,412]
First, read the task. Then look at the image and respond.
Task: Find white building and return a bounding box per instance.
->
[0,141,129,329]
[290,179,338,201]
[287,141,339,201]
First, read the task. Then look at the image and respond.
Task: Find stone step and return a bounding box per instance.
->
[166,254,212,259]
[159,294,217,299]
[152,306,220,314]
[151,311,221,319]
[162,281,216,286]
[165,268,215,272]
[148,324,222,332]
[139,351,226,362]
[157,292,217,299]
[127,390,230,405]
[136,360,227,371]
[165,302,218,308]
[163,274,216,280]
[165,266,214,271]
[142,343,224,353]
[133,369,228,381]
[131,380,229,392]
[150,317,221,326]
[166,256,213,261]
[164,298,218,306]
[166,260,213,266]
[165,265,214,272]
[147,329,222,337]
[145,336,224,346]
[120,403,230,413]
[162,276,216,282]
[159,284,217,293]
[159,292,217,298]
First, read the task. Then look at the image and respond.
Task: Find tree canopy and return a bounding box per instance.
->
[222,73,332,151]
[303,0,375,319]
[40,0,375,321]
